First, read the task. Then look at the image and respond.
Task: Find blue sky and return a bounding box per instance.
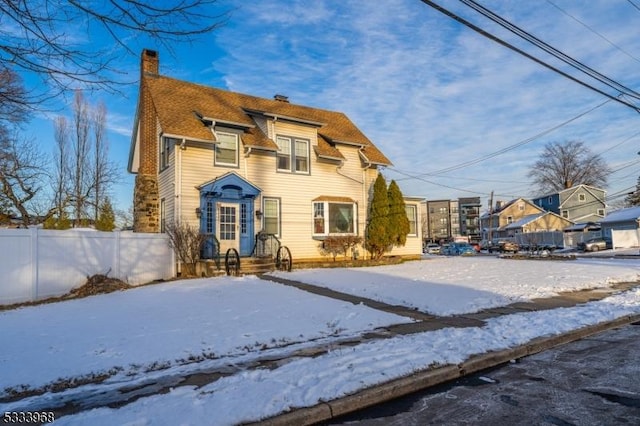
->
[26,0,640,213]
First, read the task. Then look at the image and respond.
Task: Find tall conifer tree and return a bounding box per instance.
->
[388,180,410,246]
[366,173,391,259]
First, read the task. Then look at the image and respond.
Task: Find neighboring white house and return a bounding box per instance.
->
[128,49,421,263]
[599,206,640,248]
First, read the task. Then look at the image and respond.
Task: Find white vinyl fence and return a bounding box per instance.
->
[0,229,175,305]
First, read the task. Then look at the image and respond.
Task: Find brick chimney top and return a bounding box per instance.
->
[141,49,159,76]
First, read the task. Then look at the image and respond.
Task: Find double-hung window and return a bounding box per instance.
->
[214,131,239,167]
[312,201,356,236]
[276,135,309,173]
[263,198,280,236]
[160,137,175,171]
[405,205,417,236]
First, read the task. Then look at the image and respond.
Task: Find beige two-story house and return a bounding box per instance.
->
[128,49,421,262]
[480,198,546,240]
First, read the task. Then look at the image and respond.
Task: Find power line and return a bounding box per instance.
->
[545,0,640,64]
[627,0,640,13]
[394,98,610,180]
[596,130,640,156]
[418,0,640,111]
[459,0,640,100]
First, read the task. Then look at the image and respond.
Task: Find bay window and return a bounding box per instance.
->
[312,201,356,236]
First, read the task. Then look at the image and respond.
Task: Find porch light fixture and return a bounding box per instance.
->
[195,207,201,218]
[255,210,263,219]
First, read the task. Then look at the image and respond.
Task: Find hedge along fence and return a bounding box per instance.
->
[0,228,175,305]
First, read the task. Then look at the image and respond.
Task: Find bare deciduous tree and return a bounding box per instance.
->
[0,69,28,122]
[0,127,48,227]
[72,91,91,226]
[165,222,206,277]
[528,140,610,194]
[51,116,72,222]
[0,0,229,111]
[625,176,640,207]
[90,101,119,223]
[53,92,120,226]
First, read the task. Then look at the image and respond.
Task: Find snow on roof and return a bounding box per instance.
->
[504,213,545,229]
[600,206,640,224]
[563,222,601,232]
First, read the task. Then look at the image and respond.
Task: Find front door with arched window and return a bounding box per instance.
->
[198,172,261,258]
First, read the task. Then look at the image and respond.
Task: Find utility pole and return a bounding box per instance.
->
[488,191,494,243]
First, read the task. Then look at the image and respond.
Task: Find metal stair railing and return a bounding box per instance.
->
[200,233,221,270]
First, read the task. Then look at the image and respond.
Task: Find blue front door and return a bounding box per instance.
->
[198,173,261,258]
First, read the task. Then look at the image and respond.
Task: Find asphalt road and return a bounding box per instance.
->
[328,322,640,426]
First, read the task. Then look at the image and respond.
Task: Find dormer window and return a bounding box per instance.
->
[214,131,239,167]
[276,135,309,174]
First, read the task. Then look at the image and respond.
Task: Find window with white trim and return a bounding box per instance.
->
[561,210,569,218]
[578,193,586,202]
[263,198,280,236]
[597,208,605,216]
[276,136,309,173]
[405,205,417,236]
[312,201,356,235]
[160,137,175,171]
[214,131,239,167]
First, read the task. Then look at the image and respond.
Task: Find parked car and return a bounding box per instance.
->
[424,243,441,255]
[577,237,612,252]
[486,240,519,253]
[442,242,476,256]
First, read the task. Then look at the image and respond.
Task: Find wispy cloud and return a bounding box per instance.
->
[192,0,639,204]
[26,0,640,209]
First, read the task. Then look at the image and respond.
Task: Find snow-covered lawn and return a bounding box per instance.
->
[273,256,640,315]
[1,255,640,425]
[0,276,407,396]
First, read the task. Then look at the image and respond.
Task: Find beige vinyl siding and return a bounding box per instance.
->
[179,141,223,229]
[523,214,572,232]
[158,146,176,228]
[246,145,373,260]
[499,202,542,227]
[388,200,422,257]
[161,119,420,261]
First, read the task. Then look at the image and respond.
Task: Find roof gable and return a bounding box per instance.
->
[559,184,606,208]
[197,172,261,197]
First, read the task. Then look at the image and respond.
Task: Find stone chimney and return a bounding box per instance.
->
[133,49,160,233]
